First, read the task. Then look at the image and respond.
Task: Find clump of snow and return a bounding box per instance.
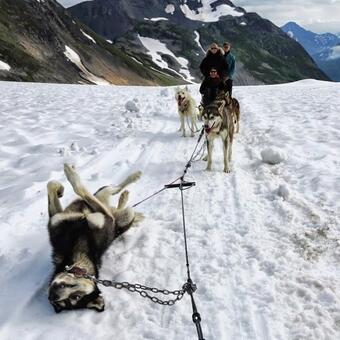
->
[70,141,80,152]
[125,100,139,112]
[240,22,247,26]
[165,4,175,15]
[277,183,290,200]
[106,39,113,44]
[0,60,11,71]
[261,147,287,164]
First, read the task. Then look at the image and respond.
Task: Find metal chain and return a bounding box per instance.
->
[82,273,187,306]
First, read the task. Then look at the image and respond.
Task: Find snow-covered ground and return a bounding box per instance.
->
[0,80,339,340]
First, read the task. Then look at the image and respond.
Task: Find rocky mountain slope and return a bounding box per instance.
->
[281,22,340,81]
[69,0,329,85]
[0,0,179,85]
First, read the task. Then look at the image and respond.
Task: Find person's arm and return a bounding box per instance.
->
[199,79,207,94]
[228,55,235,78]
[199,58,208,77]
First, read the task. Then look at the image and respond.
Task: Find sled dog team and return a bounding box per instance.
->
[176,86,240,173]
[47,86,240,314]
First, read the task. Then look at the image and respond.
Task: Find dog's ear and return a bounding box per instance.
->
[218,101,226,114]
[225,91,230,100]
[87,295,105,312]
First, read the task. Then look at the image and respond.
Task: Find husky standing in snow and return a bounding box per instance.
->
[202,92,238,172]
[47,164,142,313]
[175,86,199,137]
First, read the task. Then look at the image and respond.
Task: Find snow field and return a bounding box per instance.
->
[0,79,339,339]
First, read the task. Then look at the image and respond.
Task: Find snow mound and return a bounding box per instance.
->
[125,100,139,112]
[261,147,287,165]
[277,184,290,200]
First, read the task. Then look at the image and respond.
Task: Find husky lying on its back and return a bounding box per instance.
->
[47,164,142,313]
[175,86,199,137]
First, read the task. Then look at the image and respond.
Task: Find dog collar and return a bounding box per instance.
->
[65,265,87,278]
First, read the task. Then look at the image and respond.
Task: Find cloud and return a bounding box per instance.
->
[233,0,340,33]
[328,45,340,60]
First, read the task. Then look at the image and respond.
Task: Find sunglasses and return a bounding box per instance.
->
[210,70,217,73]
[211,47,218,50]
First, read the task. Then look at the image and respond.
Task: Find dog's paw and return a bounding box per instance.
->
[64,163,83,193]
[47,181,64,197]
[224,167,231,173]
[120,190,129,200]
[118,190,129,209]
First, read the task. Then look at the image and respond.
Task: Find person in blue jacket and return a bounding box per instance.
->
[222,42,236,97]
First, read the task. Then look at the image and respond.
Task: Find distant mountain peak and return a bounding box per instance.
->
[281,21,340,81]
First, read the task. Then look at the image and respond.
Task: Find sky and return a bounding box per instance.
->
[233,0,340,34]
[57,0,340,34]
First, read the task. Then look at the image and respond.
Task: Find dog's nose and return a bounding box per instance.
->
[48,291,60,302]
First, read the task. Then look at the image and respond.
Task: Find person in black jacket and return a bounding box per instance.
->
[199,68,227,106]
[199,43,228,79]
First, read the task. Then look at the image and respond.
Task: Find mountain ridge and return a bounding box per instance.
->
[0,0,180,85]
[69,0,329,85]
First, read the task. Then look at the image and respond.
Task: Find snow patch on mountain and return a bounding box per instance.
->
[165,4,175,15]
[80,29,96,44]
[138,35,195,82]
[63,45,110,85]
[194,31,206,54]
[0,60,11,71]
[180,0,243,22]
[144,17,168,22]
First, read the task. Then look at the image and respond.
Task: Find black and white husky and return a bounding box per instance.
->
[47,164,142,313]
